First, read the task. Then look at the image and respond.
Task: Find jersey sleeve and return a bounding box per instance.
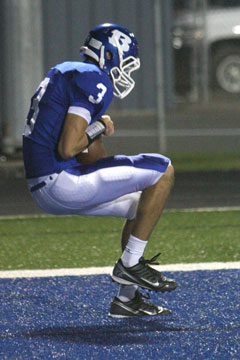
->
[67,106,91,124]
[68,70,113,123]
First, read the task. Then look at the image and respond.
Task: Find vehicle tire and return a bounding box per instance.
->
[212,44,240,94]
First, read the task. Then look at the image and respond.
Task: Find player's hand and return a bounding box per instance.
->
[100,115,114,136]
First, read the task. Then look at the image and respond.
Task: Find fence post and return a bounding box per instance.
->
[154,0,167,153]
[1,0,44,153]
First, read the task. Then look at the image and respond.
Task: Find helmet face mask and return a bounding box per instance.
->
[80,23,140,99]
[110,56,140,98]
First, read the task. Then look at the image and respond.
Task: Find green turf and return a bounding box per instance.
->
[0,210,239,271]
[169,152,240,171]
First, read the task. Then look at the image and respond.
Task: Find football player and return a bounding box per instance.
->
[23,23,177,317]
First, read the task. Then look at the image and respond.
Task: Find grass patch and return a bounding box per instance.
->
[169,152,240,172]
[0,210,239,270]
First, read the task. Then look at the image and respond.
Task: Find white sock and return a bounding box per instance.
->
[121,234,147,268]
[117,284,138,302]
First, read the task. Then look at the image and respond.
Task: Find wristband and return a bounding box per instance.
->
[85,119,106,146]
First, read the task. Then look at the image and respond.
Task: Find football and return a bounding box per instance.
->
[76,137,108,165]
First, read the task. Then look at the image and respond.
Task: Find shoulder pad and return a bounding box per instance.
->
[73,64,112,97]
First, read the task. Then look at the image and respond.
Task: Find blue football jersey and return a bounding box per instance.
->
[23,61,113,178]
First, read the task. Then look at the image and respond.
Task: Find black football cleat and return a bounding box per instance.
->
[111,253,177,292]
[108,290,172,318]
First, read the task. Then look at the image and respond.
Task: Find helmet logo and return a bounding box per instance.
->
[108,30,132,53]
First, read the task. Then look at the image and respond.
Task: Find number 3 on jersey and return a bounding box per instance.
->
[24,77,50,136]
[88,83,107,104]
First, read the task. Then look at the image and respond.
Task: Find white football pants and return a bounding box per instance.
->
[27,154,171,219]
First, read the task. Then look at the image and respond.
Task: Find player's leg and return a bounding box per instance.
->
[111,164,177,294]
[114,218,138,305]
[28,154,175,274]
[121,218,135,251]
[110,203,174,318]
[28,155,175,277]
[131,165,174,240]
[28,153,176,314]
[109,212,173,317]
[107,164,175,315]
[119,165,174,247]
[120,165,173,265]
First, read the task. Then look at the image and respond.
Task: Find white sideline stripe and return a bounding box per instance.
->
[113,128,240,137]
[168,206,240,213]
[0,262,239,279]
[0,206,240,220]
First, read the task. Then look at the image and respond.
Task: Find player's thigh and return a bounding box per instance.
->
[76,192,141,219]
[30,153,171,215]
[47,165,160,209]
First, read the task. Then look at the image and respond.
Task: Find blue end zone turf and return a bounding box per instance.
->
[0,270,239,359]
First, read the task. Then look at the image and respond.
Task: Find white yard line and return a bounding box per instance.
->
[0,262,239,279]
[0,206,240,220]
[0,209,239,279]
[0,214,56,220]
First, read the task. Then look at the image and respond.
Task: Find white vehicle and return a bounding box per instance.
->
[172,1,240,94]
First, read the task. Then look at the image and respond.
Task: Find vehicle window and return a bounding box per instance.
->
[208,0,240,8]
[174,0,240,10]
[173,0,191,11]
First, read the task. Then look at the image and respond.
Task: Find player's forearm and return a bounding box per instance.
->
[58,133,88,159]
[58,114,113,160]
[76,138,108,164]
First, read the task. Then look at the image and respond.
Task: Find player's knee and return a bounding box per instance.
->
[126,192,141,220]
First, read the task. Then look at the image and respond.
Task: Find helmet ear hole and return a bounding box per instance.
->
[106,51,113,60]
